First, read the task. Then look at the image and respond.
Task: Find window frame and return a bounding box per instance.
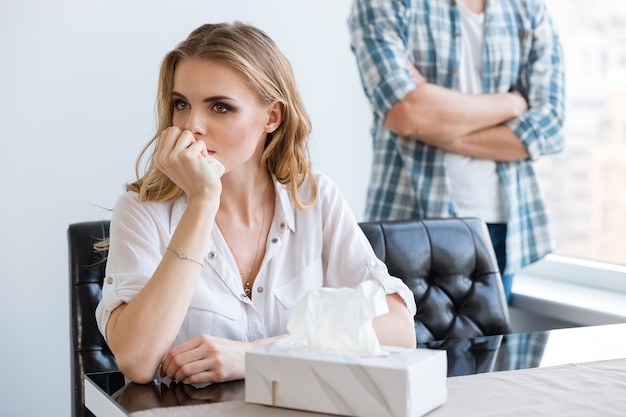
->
[513,255,626,327]
[522,254,626,294]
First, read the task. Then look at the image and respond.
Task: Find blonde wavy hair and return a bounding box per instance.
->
[128,22,317,209]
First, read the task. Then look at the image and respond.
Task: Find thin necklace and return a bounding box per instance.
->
[220,183,271,297]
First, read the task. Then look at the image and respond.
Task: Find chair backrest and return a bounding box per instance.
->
[68,220,118,417]
[358,217,511,343]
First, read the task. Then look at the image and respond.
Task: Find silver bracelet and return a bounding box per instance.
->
[166,247,203,267]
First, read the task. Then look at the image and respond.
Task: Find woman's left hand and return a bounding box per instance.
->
[160,334,251,384]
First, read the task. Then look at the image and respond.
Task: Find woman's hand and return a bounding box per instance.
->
[154,126,222,201]
[160,334,252,384]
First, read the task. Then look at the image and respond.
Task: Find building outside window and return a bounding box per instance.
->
[539,0,626,266]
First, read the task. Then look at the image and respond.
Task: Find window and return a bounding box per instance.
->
[539,0,626,266]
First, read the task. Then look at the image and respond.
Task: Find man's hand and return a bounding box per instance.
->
[407,60,427,84]
[509,90,529,117]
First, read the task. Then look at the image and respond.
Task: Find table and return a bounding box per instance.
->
[85,322,626,416]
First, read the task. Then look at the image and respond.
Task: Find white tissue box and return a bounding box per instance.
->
[245,337,447,417]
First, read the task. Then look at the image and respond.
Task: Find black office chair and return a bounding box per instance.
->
[359,217,511,343]
[68,220,118,417]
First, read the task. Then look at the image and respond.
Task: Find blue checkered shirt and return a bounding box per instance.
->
[348,0,566,274]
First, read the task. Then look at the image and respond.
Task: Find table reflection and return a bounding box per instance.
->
[111,378,245,413]
[419,331,549,376]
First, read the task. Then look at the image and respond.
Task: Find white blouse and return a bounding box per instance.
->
[96,172,416,348]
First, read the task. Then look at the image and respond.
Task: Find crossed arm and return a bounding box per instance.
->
[384,64,530,162]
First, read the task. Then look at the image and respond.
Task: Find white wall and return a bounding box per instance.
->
[0,1,372,415]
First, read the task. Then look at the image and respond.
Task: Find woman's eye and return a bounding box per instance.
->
[212,103,231,113]
[173,100,189,111]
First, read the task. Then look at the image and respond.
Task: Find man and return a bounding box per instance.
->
[348,0,566,301]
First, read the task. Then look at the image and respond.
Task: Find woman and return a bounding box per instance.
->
[96,22,416,386]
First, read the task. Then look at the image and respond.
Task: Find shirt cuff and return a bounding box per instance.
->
[506,116,540,161]
[366,258,418,317]
[372,69,418,117]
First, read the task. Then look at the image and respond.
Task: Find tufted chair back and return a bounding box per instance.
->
[358,217,511,343]
[68,220,118,417]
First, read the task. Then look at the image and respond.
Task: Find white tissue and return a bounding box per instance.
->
[286,280,389,356]
[206,155,225,177]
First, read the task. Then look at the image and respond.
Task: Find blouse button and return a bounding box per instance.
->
[240,293,247,300]
[106,276,113,285]
[369,259,377,267]
[280,222,286,230]
[208,252,217,259]
[257,287,264,293]
[271,237,279,244]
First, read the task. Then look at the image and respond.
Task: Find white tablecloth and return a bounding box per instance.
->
[129,358,626,417]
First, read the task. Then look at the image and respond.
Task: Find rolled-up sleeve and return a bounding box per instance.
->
[95,192,166,341]
[506,0,566,161]
[348,0,418,117]
[365,257,418,317]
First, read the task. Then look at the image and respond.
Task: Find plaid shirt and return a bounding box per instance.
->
[348,0,565,274]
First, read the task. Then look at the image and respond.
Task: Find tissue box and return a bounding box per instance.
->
[245,337,447,417]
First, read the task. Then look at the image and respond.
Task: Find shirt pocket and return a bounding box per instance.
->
[186,292,242,340]
[273,258,324,331]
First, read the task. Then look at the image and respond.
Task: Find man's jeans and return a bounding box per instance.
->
[487,223,513,303]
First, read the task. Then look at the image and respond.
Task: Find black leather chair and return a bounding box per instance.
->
[358,217,511,343]
[68,220,118,417]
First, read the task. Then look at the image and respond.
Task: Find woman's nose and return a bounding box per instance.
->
[183,110,206,135]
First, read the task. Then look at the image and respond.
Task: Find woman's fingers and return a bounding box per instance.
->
[161,335,247,384]
[161,337,213,382]
[152,128,220,199]
[163,354,220,384]
[155,128,196,170]
[155,127,182,166]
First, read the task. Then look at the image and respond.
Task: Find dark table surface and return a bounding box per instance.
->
[86,322,626,414]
